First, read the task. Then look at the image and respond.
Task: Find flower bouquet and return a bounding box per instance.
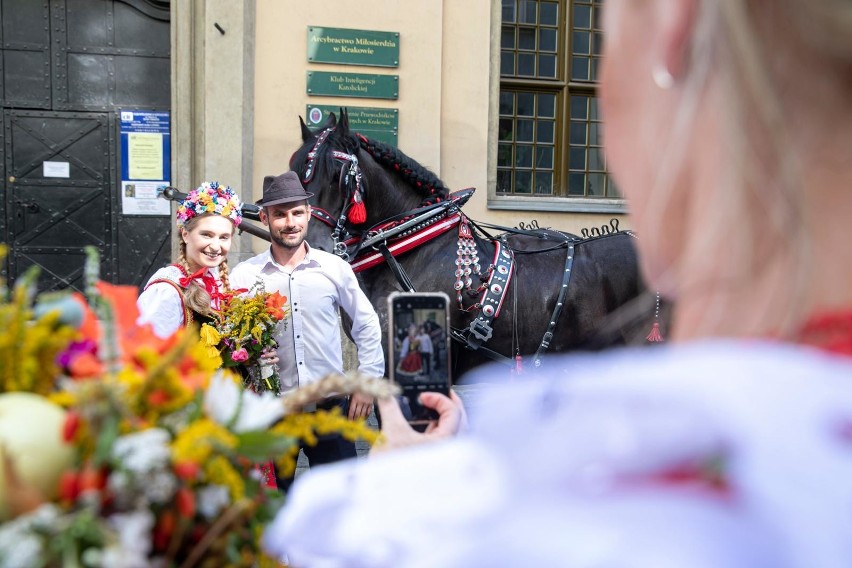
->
[0,247,395,568]
[200,281,289,396]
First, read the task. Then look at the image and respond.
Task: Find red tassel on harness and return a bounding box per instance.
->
[646,321,664,342]
[349,200,366,224]
[512,354,523,375]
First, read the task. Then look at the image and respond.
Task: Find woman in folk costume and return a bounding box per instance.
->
[396,324,423,377]
[137,181,242,338]
[138,182,281,489]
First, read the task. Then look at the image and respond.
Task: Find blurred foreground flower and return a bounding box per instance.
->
[0,246,385,567]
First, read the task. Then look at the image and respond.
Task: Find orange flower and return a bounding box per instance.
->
[174,461,201,481]
[68,352,105,378]
[175,486,196,519]
[62,411,82,443]
[72,281,167,368]
[58,470,80,504]
[147,389,170,406]
[265,292,288,320]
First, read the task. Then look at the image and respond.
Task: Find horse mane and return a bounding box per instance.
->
[355,134,450,205]
[290,112,450,207]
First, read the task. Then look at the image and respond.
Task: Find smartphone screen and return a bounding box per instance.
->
[387,292,452,424]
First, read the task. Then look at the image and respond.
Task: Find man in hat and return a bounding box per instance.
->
[230,171,384,490]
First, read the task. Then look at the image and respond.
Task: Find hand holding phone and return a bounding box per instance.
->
[387,292,452,425]
[373,390,467,453]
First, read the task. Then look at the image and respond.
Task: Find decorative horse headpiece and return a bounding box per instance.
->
[176,181,243,229]
[300,112,367,224]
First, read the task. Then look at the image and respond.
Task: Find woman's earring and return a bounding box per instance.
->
[652,64,675,90]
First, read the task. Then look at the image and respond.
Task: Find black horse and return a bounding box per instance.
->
[290,111,667,382]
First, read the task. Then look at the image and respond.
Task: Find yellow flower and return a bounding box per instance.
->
[171,417,238,464]
[0,287,76,395]
[205,454,245,501]
[200,324,221,346]
[47,390,77,408]
[205,345,223,363]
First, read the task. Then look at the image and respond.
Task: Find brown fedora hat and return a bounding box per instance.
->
[256,171,314,207]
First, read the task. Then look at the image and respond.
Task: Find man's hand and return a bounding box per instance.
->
[348,391,375,420]
[372,390,467,453]
[259,346,279,366]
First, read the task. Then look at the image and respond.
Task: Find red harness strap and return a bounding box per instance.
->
[350,213,462,273]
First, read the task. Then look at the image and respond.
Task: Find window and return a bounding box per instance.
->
[497,0,620,206]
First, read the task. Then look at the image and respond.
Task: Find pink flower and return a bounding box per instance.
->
[231,348,249,362]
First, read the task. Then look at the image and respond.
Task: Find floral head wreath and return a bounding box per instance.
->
[176,181,242,229]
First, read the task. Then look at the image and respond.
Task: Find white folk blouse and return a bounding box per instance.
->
[136,265,223,338]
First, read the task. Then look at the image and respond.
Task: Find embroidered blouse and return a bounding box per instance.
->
[136,265,224,338]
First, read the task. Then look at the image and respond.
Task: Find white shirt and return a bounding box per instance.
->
[136,265,224,338]
[264,341,852,568]
[417,333,433,354]
[230,244,384,392]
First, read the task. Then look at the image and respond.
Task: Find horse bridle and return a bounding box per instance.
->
[301,126,364,261]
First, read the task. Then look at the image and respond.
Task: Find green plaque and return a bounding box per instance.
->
[307,71,398,100]
[306,105,398,146]
[307,26,399,67]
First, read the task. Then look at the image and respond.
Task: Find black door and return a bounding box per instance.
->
[3,110,114,290]
[0,0,171,291]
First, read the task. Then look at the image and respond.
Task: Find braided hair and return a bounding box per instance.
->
[356,134,450,206]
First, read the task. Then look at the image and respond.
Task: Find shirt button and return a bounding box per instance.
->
[298,361,303,365]
[296,335,300,339]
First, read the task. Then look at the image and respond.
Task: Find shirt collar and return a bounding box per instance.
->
[261,242,320,273]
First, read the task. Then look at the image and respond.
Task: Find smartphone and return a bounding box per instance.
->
[387,292,452,425]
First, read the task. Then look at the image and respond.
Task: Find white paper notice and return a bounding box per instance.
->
[121,181,171,216]
[43,161,70,178]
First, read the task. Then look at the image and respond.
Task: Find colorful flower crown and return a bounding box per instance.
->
[176,181,243,229]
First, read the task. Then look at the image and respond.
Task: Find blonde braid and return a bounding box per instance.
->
[218,260,232,293]
[176,243,189,274]
[177,236,214,317]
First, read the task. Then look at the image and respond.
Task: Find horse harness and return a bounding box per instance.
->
[319,191,576,368]
[302,126,365,259]
[300,127,578,369]
[449,217,577,368]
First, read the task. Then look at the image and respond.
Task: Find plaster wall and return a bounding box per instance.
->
[250,0,626,255]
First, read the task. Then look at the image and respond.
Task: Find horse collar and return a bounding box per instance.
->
[457,238,515,348]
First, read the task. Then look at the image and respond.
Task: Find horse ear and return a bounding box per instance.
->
[299,116,314,142]
[338,107,350,134]
[326,112,338,128]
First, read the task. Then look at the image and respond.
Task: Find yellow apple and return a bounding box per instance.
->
[0,392,76,520]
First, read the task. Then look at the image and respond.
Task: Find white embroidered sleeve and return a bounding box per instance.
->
[137,281,185,338]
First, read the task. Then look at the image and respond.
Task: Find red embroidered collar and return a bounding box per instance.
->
[795,311,852,356]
